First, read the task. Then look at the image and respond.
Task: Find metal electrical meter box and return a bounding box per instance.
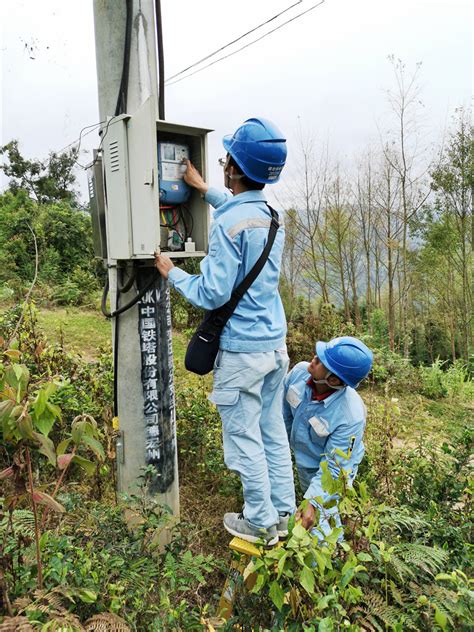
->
[157,143,190,205]
[102,98,211,261]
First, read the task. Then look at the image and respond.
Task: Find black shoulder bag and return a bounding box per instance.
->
[185,205,280,375]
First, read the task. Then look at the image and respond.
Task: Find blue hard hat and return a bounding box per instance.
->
[316,336,373,389]
[223,117,287,184]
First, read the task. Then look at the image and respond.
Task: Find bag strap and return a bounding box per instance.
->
[209,204,279,325]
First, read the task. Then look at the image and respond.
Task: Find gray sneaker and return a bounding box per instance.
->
[223,512,278,546]
[277,512,291,538]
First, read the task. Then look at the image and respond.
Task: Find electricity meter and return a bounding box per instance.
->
[157,143,190,205]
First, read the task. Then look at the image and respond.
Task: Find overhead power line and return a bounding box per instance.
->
[165,1,303,84]
[166,0,325,87]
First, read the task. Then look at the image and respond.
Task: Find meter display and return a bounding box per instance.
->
[157,142,191,204]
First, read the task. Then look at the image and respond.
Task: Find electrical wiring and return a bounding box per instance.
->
[159,205,188,246]
[155,0,166,119]
[101,268,159,318]
[117,265,137,293]
[175,204,193,242]
[55,120,105,156]
[165,0,303,83]
[115,0,133,117]
[74,115,120,169]
[172,208,185,241]
[49,115,118,171]
[181,204,194,240]
[178,205,190,241]
[166,0,325,87]
[31,3,316,171]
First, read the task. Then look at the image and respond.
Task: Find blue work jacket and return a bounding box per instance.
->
[168,187,287,352]
[283,362,367,503]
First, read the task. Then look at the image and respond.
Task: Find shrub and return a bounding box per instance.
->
[2,496,218,629]
[236,468,470,631]
[286,303,357,367]
[419,359,474,401]
[51,266,99,306]
[419,359,448,398]
[370,347,419,391]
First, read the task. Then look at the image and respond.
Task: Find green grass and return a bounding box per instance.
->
[35,306,112,360]
[30,306,207,384]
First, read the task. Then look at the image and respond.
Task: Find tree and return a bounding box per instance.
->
[284,132,332,303]
[0,190,94,288]
[430,109,473,361]
[0,140,79,205]
[281,208,305,321]
[373,146,402,352]
[353,152,377,321]
[382,57,430,356]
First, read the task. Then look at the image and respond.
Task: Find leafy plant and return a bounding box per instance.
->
[0,348,104,595]
[232,461,472,631]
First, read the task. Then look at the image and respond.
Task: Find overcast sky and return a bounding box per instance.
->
[0,0,472,201]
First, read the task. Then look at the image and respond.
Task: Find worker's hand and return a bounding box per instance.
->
[155,253,175,279]
[183,159,209,195]
[295,502,317,531]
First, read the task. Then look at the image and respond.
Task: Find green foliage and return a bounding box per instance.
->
[0,188,98,305]
[0,350,105,475]
[4,496,218,629]
[51,267,99,307]
[419,359,449,398]
[0,304,113,422]
[1,304,472,630]
[170,258,204,330]
[419,359,474,400]
[369,308,389,350]
[233,465,472,631]
[176,380,240,498]
[370,346,418,390]
[368,345,473,401]
[0,140,78,206]
[286,302,357,367]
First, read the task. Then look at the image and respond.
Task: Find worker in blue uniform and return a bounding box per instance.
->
[283,336,373,538]
[155,118,296,546]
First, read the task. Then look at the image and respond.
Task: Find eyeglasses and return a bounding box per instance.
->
[218,157,226,167]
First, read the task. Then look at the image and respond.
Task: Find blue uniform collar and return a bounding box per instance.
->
[305,384,346,407]
[213,190,268,219]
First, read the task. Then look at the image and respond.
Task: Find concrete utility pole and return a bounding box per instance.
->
[92,0,179,517]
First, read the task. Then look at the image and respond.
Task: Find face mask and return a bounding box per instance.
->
[312,371,345,390]
[224,155,243,192]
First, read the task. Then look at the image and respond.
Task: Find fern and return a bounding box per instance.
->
[349,605,383,631]
[387,552,416,582]
[14,587,69,616]
[0,616,35,632]
[0,509,35,539]
[391,543,449,581]
[84,613,131,631]
[117,555,157,595]
[388,579,406,606]
[354,590,407,630]
[410,581,464,629]
[380,506,430,536]
[40,612,84,632]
